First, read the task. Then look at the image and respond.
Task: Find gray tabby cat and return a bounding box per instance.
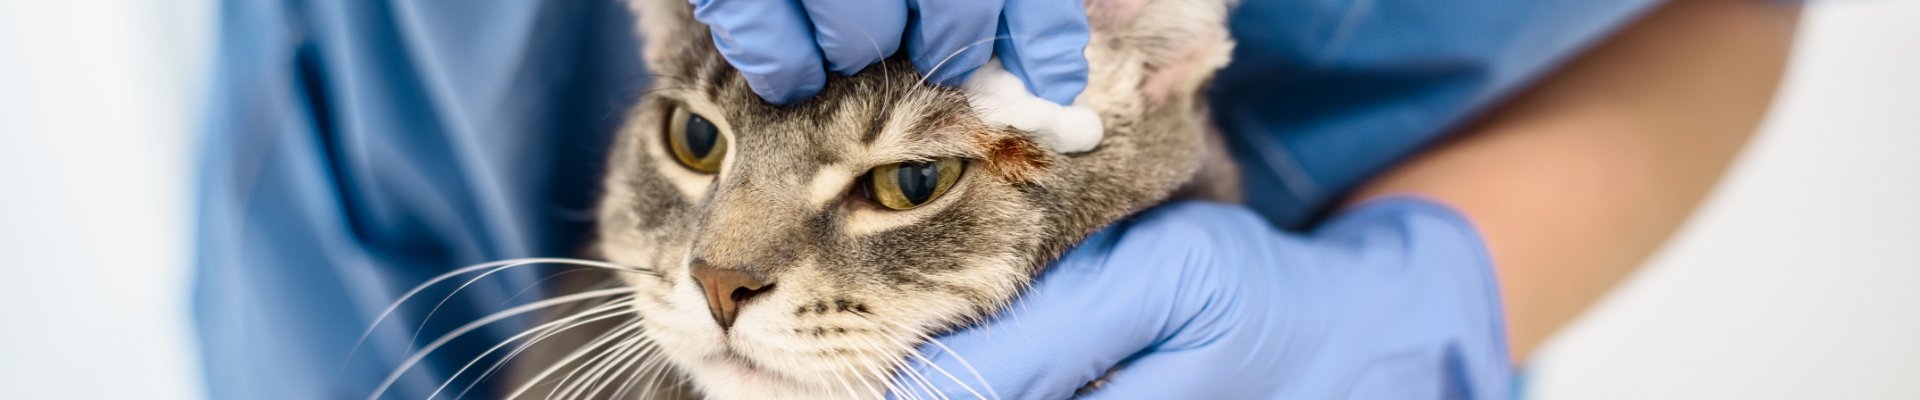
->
[506,0,1239,398]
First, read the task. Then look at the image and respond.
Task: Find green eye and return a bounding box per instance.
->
[861,158,963,210]
[667,106,727,173]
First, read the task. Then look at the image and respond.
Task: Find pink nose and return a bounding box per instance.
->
[687,259,774,330]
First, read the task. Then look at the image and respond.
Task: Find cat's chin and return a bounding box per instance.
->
[661,331,879,399]
[687,355,870,400]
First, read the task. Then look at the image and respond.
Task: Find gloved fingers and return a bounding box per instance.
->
[906,0,1006,85]
[1072,334,1292,400]
[892,207,1270,400]
[889,231,1180,399]
[799,0,907,76]
[689,0,825,104]
[995,0,1092,105]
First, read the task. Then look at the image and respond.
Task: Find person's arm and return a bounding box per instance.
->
[1351,0,1802,359]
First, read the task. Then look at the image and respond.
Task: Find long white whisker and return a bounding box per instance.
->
[826,356,867,399]
[339,257,658,385]
[498,267,597,306]
[864,318,997,400]
[407,261,540,357]
[428,299,635,400]
[901,347,986,400]
[366,287,636,400]
[505,321,647,400]
[452,316,636,400]
[609,344,671,400]
[916,335,1000,400]
[864,334,942,400]
[835,351,886,399]
[637,342,684,398]
[552,331,649,400]
[549,337,634,400]
[850,25,901,95]
[893,348,945,400]
[578,338,657,400]
[852,340,917,400]
[583,336,659,400]
[919,35,1017,87]
[871,317,996,400]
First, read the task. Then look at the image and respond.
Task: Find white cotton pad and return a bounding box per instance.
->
[961,61,1105,153]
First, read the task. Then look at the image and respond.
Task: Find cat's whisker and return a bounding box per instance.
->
[872,328,973,400]
[603,345,661,400]
[615,339,675,400]
[856,315,997,400]
[867,334,946,400]
[601,337,664,399]
[823,348,881,399]
[505,321,648,400]
[918,35,1018,88]
[366,287,637,400]
[847,24,901,97]
[825,357,866,399]
[341,257,659,384]
[637,351,684,400]
[900,346,987,400]
[841,345,901,400]
[895,352,948,400]
[429,298,635,400]
[406,260,548,358]
[844,323,931,400]
[454,277,637,398]
[579,336,658,399]
[498,267,598,306]
[548,332,639,400]
[842,338,914,400]
[914,335,1000,400]
[455,317,639,400]
[556,332,656,400]
[610,343,674,400]
[646,363,685,400]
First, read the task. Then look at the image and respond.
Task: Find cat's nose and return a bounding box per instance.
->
[687,259,774,330]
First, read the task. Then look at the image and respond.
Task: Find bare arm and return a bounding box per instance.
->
[1351,0,1802,360]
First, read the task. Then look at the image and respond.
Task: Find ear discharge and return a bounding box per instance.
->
[668,106,728,173]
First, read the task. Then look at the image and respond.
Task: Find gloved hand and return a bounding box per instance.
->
[897,199,1516,399]
[686,0,1090,105]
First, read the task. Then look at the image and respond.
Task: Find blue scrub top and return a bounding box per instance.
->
[194,0,1656,398]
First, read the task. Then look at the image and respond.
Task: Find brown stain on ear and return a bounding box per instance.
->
[975,130,1053,184]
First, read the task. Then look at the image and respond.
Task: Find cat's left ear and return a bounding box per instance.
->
[1082,0,1236,110]
[629,0,713,77]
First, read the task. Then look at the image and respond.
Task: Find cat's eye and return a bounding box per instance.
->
[666,106,727,173]
[859,158,964,210]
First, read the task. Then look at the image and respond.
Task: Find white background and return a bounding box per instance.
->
[0,1,1913,398]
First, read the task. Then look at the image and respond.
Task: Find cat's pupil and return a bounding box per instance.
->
[683,114,719,157]
[895,161,940,205]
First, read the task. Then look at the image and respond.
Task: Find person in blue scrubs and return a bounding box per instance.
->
[194,0,1798,398]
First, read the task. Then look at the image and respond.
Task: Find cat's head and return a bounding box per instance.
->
[592,0,1234,397]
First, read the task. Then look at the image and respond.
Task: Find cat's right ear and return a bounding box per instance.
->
[630,0,714,77]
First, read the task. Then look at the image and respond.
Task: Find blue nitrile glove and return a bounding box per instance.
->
[897,199,1514,399]
[686,0,1090,105]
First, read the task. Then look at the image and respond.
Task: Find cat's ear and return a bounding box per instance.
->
[1080,0,1236,110]
[629,0,715,77]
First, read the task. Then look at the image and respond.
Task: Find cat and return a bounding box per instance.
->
[501,0,1240,398]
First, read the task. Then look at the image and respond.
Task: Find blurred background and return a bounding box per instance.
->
[0,0,1913,398]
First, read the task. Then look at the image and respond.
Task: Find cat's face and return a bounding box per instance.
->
[590,0,1233,397]
[599,55,1059,397]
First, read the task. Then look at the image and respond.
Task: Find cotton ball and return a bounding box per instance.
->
[962,60,1107,154]
[1047,106,1103,153]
